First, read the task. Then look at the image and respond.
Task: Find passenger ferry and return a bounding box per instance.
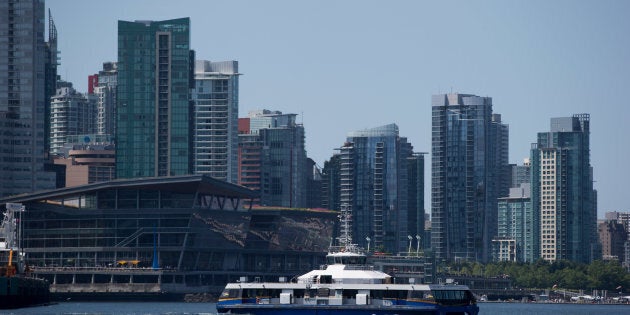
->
[217,227,478,315]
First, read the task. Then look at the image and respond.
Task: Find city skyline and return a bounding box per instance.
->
[45,0,630,217]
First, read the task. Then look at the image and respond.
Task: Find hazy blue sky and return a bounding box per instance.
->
[47,0,630,218]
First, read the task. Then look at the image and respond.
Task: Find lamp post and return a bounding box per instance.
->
[407,235,413,256]
[416,235,421,257]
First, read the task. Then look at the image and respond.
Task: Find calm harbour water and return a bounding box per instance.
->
[1,302,629,315]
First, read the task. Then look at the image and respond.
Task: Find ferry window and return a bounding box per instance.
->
[319,275,332,284]
[318,288,330,297]
[432,290,469,305]
[371,290,385,299]
[244,289,269,298]
[343,290,358,299]
[383,290,407,299]
[293,289,305,298]
[308,289,318,298]
[220,289,240,298]
[409,290,425,299]
[342,256,360,265]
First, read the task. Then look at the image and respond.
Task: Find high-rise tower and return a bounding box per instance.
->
[339,123,421,254]
[192,60,239,183]
[116,18,194,178]
[93,62,118,137]
[530,114,597,263]
[49,83,97,155]
[431,93,509,262]
[0,0,56,197]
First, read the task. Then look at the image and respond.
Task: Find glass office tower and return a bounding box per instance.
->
[0,0,56,197]
[340,123,419,254]
[431,93,509,263]
[116,18,193,178]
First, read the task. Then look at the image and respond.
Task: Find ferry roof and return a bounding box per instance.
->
[224,281,472,291]
[298,265,390,282]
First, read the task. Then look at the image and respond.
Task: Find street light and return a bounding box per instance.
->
[407,235,413,256]
[416,235,421,257]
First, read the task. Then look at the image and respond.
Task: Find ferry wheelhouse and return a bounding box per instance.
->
[217,243,478,315]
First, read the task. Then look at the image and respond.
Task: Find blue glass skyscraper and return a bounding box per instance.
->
[116,18,193,178]
[0,0,57,197]
[431,93,509,263]
[339,124,421,254]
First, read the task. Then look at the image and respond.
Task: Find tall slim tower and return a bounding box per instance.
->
[44,9,59,155]
[431,93,509,262]
[0,0,56,197]
[116,18,193,178]
[339,123,420,254]
[530,114,596,263]
[192,60,239,183]
[93,62,117,136]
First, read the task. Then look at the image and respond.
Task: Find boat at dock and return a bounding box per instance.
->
[217,212,478,315]
[0,203,50,309]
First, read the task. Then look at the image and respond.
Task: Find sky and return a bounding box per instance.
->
[46,0,630,218]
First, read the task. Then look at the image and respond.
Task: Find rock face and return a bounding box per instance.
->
[184,292,216,303]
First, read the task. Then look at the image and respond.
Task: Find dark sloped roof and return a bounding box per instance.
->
[0,175,258,205]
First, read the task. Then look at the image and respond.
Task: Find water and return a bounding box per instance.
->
[1,302,629,315]
[478,302,630,315]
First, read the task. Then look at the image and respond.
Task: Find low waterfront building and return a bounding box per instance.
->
[0,175,337,299]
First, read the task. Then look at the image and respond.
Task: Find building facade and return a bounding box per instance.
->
[0,0,56,197]
[407,153,426,250]
[44,9,59,155]
[93,62,117,137]
[49,84,97,155]
[116,18,194,179]
[237,117,262,206]
[237,110,308,208]
[321,154,342,211]
[494,184,533,262]
[192,60,239,183]
[305,158,323,209]
[431,93,509,263]
[598,219,627,262]
[510,159,531,188]
[530,114,597,263]
[53,134,115,187]
[338,123,421,254]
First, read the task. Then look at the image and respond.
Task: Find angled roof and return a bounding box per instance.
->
[0,175,258,205]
